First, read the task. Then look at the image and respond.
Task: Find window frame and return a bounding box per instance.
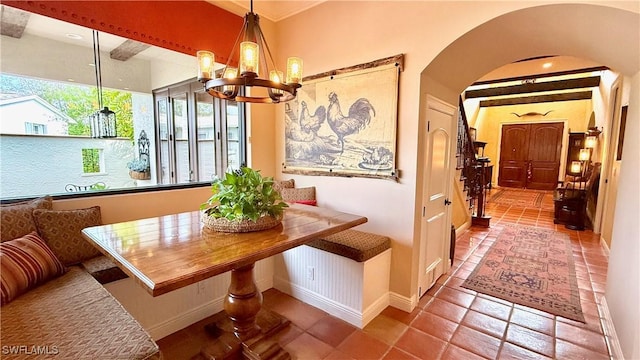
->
[152,78,246,185]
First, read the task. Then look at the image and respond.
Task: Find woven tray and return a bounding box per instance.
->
[202,213,282,233]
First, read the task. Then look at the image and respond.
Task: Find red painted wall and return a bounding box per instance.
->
[2,0,242,64]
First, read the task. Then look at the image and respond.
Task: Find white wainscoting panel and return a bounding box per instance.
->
[273,245,391,328]
[104,257,274,340]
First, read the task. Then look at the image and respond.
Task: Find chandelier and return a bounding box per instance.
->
[90,30,117,138]
[197,1,303,104]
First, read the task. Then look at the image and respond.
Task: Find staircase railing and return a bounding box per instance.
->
[457,96,490,226]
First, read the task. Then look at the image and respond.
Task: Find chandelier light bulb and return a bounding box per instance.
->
[197,51,215,81]
[240,41,259,75]
[585,135,597,149]
[222,67,238,94]
[270,70,284,95]
[579,148,590,161]
[570,161,582,174]
[286,57,303,84]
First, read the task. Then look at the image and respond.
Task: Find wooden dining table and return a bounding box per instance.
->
[81,204,367,360]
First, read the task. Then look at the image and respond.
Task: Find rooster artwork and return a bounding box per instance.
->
[327,92,376,154]
[283,55,401,178]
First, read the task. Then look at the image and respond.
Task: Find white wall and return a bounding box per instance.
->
[606,71,640,360]
[0,135,134,198]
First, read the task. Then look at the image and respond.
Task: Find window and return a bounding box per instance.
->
[81,148,102,174]
[153,79,245,184]
[25,122,47,135]
[0,9,246,199]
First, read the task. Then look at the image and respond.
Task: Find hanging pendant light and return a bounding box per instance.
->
[197,0,302,104]
[90,30,117,138]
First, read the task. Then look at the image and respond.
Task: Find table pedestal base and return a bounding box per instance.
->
[196,309,291,360]
[195,263,291,360]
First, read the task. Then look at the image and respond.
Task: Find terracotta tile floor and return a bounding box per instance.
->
[158,187,613,359]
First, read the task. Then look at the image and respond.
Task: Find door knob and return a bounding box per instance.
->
[444,199,452,206]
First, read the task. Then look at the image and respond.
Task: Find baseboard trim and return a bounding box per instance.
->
[388,291,416,313]
[274,277,365,328]
[146,277,272,340]
[599,236,611,256]
[456,221,471,238]
[362,292,390,326]
[147,296,223,340]
[597,295,624,360]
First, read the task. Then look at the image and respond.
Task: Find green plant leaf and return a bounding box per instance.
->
[201,167,288,222]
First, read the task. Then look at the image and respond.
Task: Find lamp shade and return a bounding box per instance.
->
[222,67,238,94]
[240,41,259,75]
[286,57,303,84]
[91,107,116,138]
[270,70,284,95]
[197,51,215,81]
[579,148,590,161]
[570,161,582,174]
[585,136,597,149]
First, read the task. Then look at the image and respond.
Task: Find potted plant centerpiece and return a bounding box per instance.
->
[127,157,150,180]
[201,167,288,233]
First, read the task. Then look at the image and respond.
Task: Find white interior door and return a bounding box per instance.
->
[418,96,456,298]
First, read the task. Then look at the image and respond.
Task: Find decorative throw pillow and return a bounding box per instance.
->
[272,179,295,193]
[0,232,66,305]
[0,196,53,243]
[280,187,316,204]
[33,206,102,266]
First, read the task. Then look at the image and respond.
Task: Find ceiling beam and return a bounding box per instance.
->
[1,5,30,39]
[466,76,600,99]
[472,66,608,86]
[110,39,151,61]
[479,91,593,107]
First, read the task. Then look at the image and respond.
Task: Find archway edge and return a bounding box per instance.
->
[422,3,639,101]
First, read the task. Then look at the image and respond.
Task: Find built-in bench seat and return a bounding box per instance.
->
[0,197,160,359]
[274,227,392,328]
[1,266,160,359]
[307,229,391,262]
[81,255,129,284]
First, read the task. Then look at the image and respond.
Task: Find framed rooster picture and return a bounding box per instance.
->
[283,54,403,180]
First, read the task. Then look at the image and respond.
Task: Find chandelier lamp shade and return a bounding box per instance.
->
[90,30,117,138]
[584,135,598,149]
[570,160,582,174]
[578,148,591,161]
[197,1,302,104]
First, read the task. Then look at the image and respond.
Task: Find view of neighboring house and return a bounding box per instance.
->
[0,94,69,135]
[0,92,147,197]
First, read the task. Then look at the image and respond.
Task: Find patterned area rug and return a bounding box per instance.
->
[462,225,585,322]
[489,188,551,208]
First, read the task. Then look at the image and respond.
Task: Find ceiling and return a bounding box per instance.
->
[207,0,326,22]
[21,10,194,67]
[5,3,607,87]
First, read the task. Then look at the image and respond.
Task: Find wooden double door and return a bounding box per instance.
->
[498,122,563,190]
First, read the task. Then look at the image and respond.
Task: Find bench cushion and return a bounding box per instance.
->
[33,206,103,266]
[1,266,160,359]
[81,255,129,284]
[308,229,391,262]
[0,232,66,305]
[0,196,52,242]
[281,187,316,204]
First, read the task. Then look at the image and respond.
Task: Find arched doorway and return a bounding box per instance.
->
[416,4,638,357]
